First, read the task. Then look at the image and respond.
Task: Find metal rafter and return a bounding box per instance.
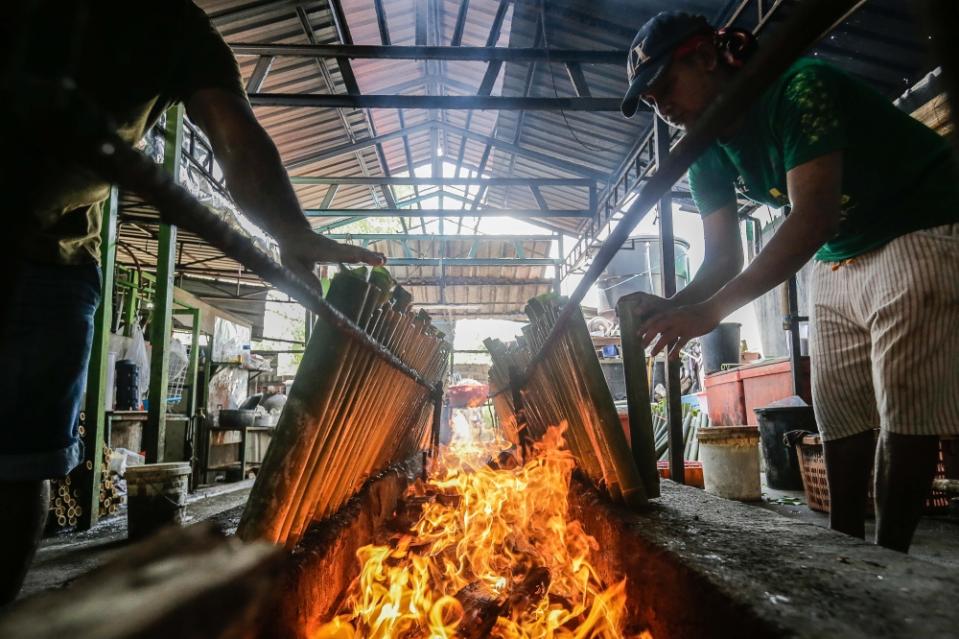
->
[472,12,544,212]
[284,120,433,170]
[247,93,620,110]
[294,6,390,208]
[324,233,559,241]
[290,176,593,186]
[229,43,626,63]
[303,208,592,218]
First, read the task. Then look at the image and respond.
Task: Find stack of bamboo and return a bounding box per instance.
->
[48,436,123,529]
[487,294,653,509]
[238,267,449,546]
[96,445,123,517]
[49,475,82,529]
[651,403,707,462]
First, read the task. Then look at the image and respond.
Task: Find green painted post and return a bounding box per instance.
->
[146,105,183,463]
[123,269,139,337]
[174,307,202,487]
[78,188,118,530]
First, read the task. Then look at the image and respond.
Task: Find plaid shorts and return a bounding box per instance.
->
[809,224,959,441]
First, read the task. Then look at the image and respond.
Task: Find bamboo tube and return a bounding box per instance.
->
[617,296,661,498]
[297,273,400,523]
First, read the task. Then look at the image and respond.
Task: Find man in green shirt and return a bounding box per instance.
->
[620,12,959,552]
[0,0,382,601]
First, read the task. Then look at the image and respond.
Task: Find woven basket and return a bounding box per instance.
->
[796,434,950,514]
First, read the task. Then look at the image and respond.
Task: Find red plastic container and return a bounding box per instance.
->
[740,357,811,426]
[657,460,705,488]
[704,368,746,426]
[705,357,812,426]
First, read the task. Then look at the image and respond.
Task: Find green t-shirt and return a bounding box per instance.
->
[5,0,245,265]
[688,58,959,262]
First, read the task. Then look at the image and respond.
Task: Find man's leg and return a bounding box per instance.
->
[823,430,875,539]
[874,432,939,552]
[0,260,101,603]
[0,481,49,604]
[808,261,878,539]
[866,224,959,552]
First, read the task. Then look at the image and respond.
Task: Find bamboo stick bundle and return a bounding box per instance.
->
[239,271,370,544]
[239,266,448,546]
[277,268,377,541]
[486,294,648,508]
[536,295,647,507]
[522,321,604,483]
[306,318,413,528]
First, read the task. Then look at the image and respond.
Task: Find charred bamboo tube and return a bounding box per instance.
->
[617,296,661,498]
[240,266,447,545]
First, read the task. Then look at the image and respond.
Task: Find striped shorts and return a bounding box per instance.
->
[809,224,959,441]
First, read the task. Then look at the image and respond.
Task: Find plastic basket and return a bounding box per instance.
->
[796,434,950,514]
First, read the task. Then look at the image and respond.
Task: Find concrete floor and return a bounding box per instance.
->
[756,482,959,569]
[17,475,959,603]
[19,479,254,600]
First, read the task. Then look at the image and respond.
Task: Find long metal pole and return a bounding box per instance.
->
[78,122,439,393]
[655,118,685,485]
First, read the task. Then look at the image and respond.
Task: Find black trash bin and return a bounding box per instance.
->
[755,404,817,490]
[701,322,741,374]
[115,359,140,411]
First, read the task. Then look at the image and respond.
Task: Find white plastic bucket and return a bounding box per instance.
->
[125,462,191,539]
[698,426,762,501]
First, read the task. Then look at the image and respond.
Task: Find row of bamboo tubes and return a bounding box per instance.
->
[48,440,123,529]
[486,293,654,509]
[238,267,449,546]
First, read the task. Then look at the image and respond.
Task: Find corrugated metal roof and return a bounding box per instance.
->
[115,0,942,320]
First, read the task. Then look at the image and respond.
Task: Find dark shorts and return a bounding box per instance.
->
[0,260,101,480]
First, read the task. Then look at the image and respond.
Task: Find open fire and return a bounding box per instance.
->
[314,425,651,638]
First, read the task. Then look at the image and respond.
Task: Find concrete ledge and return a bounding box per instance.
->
[570,479,959,638]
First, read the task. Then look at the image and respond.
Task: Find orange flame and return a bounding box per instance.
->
[313,424,650,639]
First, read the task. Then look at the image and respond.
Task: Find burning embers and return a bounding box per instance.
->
[314,426,650,638]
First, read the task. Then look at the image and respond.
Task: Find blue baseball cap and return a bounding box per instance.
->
[621,11,714,118]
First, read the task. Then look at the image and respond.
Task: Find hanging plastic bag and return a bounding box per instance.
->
[125,323,151,400]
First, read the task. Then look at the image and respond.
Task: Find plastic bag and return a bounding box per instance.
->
[109,447,145,476]
[125,324,151,399]
[168,339,189,385]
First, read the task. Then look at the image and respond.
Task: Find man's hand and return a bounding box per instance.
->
[185,89,385,284]
[277,232,385,284]
[620,291,674,322]
[639,300,722,360]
